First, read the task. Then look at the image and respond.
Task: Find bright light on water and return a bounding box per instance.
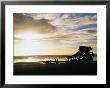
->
[14,56,97,63]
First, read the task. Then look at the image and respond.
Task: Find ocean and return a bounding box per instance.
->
[14,55,97,63]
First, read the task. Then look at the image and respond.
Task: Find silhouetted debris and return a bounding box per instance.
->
[44,60,52,64]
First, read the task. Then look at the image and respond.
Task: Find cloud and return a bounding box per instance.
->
[14,13,57,38]
[23,13,97,30]
[14,13,97,55]
[24,13,61,20]
[21,13,97,33]
[49,15,97,31]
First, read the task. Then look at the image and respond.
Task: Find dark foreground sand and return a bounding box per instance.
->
[14,62,97,75]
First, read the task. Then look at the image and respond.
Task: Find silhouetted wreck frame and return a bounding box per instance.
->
[1,0,109,88]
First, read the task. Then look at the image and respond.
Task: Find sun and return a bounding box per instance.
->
[16,31,45,40]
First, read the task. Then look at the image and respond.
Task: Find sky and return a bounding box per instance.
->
[14,13,97,56]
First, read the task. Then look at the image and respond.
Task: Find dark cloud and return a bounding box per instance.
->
[76,24,97,31]
[14,13,33,23]
[87,30,97,33]
[14,13,57,35]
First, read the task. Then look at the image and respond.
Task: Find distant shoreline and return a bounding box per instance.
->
[14,54,97,57]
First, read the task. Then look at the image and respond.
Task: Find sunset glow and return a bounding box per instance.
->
[15,31,45,40]
[14,13,97,56]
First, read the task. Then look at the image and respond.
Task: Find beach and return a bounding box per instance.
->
[14,62,97,75]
